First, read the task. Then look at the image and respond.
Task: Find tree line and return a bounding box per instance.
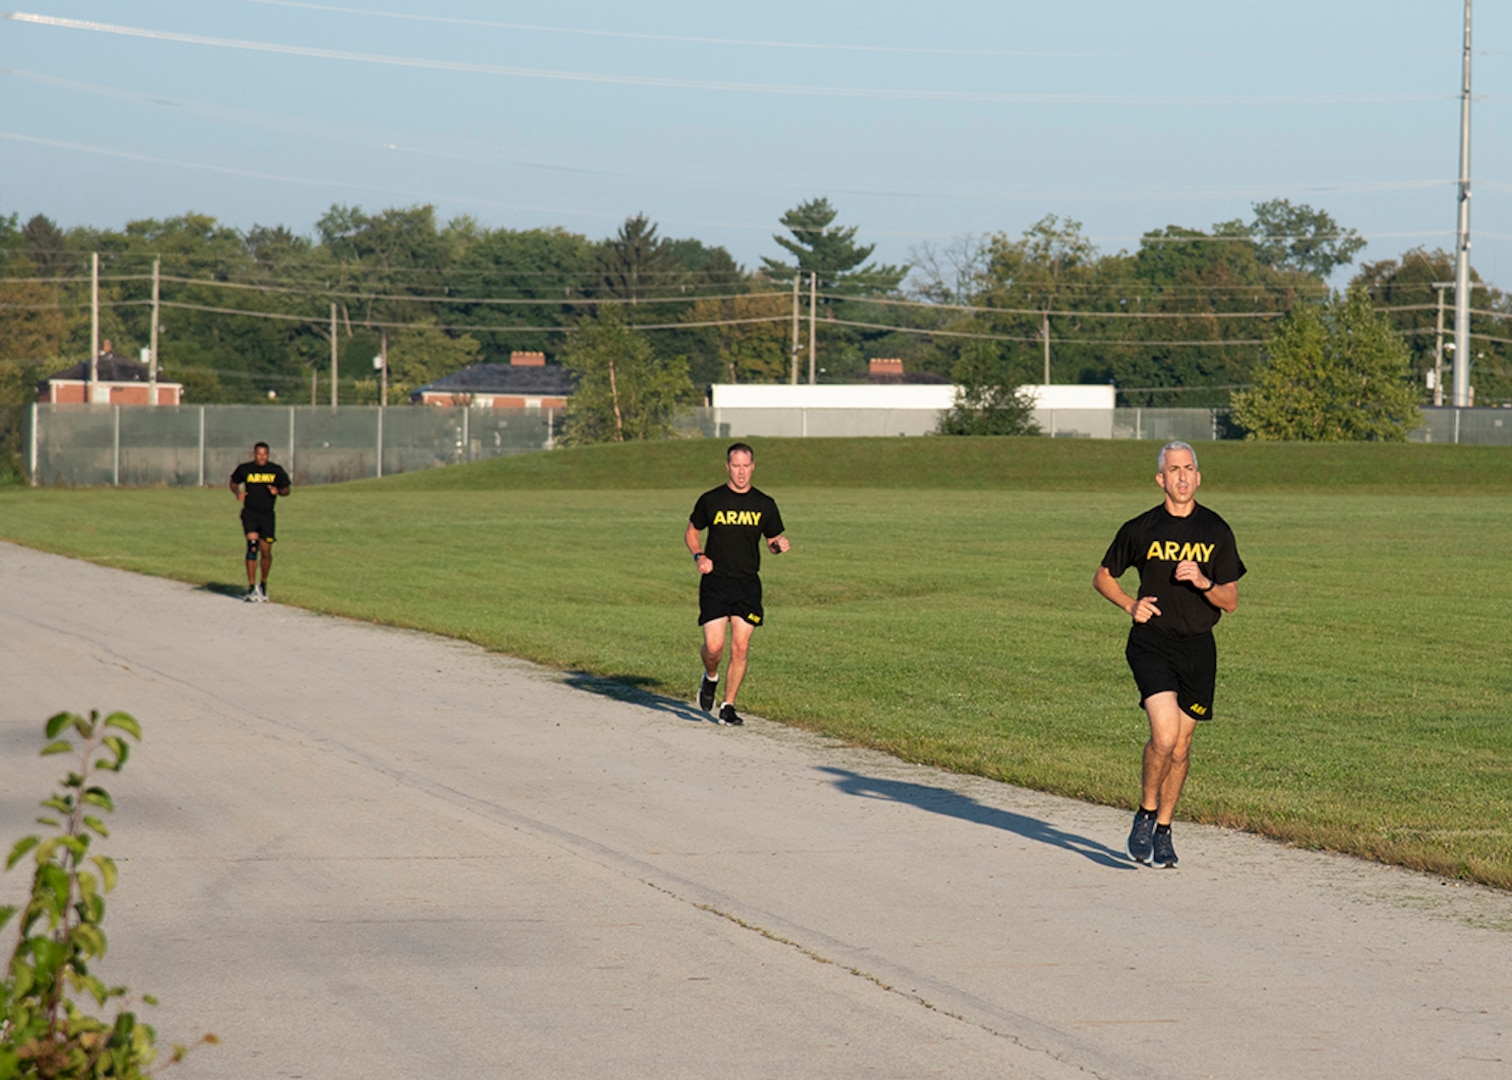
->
[2,196,1510,455]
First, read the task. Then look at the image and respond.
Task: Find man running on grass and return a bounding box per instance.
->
[685,442,790,726]
[1093,440,1245,868]
[229,441,291,603]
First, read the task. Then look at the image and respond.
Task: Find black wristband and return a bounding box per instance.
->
[1199,580,1215,593]
[693,551,705,561]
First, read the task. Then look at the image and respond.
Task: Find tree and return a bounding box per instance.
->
[760,197,905,293]
[383,321,483,403]
[1248,199,1366,280]
[936,341,1041,436]
[683,285,790,384]
[560,306,694,444]
[1230,288,1422,441]
[595,214,683,305]
[1351,247,1512,406]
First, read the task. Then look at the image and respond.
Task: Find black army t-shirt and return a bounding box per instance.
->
[1101,502,1246,637]
[231,461,291,514]
[689,485,784,579]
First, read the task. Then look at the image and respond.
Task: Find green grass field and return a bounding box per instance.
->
[4,437,1510,886]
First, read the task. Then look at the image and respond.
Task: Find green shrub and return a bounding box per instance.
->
[0,710,212,1078]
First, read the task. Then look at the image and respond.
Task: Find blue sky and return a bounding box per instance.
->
[3,1,1510,287]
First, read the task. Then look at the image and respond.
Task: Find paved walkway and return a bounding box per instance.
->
[1,542,1507,1079]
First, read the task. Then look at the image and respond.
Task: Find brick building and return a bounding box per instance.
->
[412,351,574,408]
[37,341,183,405]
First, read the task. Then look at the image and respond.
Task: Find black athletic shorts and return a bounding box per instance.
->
[1125,623,1217,721]
[240,508,277,543]
[699,574,764,627]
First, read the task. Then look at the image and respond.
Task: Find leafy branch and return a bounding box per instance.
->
[0,710,213,1079]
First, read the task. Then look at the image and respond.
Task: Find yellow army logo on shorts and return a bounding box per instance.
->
[712,509,763,526]
[746,612,762,624]
[1145,541,1215,563]
[1190,703,1208,716]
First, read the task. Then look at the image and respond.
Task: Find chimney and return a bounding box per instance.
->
[869,357,903,378]
[510,351,546,366]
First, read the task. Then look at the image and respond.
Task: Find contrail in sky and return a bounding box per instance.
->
[4,13,1447,107]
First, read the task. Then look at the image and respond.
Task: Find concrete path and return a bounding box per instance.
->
[1,541,1507,1079]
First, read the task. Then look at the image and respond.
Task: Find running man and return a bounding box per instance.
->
[229,441,291,603]
[685,442,790,726]
[1093,440,1246,868]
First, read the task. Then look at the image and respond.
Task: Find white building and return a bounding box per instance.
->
[709,382,1115,439]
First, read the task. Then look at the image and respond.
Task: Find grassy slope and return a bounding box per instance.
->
[4,437,1511,886]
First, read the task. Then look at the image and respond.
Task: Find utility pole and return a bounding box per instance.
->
[807,272,818,385]
[1432,281,1452,407]
[1042,307,1051,385]
[1452,0,1473,407]
[789,273,800,385]
[330,303,339,408]
[89,252,99,399]
[149,256,161,406]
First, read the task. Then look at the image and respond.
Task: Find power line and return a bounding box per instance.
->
[4,14,1454,107]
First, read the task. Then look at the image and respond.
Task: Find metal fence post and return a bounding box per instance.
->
[375,407,383,479]
[288,405,296,477]
[28,402,38,487]
[112,405,120,486]
[198,406,206,487]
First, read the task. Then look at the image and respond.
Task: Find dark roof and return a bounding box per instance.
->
[40,352,153,388]
[865,372,952,385]
[412,363,576,400]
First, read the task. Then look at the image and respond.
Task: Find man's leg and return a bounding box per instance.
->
[721,616,756,706]
[244,532,260,587]
[1141,691,1198,824]
[701,617,727,679]
[259,538,274,587]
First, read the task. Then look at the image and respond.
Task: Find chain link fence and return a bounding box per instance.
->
[26,403,558,487]
[23,402,1512,487]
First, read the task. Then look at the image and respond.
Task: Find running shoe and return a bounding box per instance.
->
[244,586,260,603]
[256,584,268,603]
[699,674,717,712]
[1127,810,1156,864]
[1150,828,1178,869]
[717,703,743,727]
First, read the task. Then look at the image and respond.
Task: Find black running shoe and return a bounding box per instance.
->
[1127,810,1156,864]
[1150,828,1178,868]
[718,703,743,727]
[699,674,717,712]
[244,586,260,603]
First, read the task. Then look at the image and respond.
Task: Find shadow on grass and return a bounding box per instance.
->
[816,766,1133,870]
[197,582,252,600]
[564,671,715,725]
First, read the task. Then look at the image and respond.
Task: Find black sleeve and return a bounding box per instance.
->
[1211,528,1246,584]
[1101,520,1137,577]
[689,492,711,531]
[276,465,292,489]
[230,463,247,485]
[762,500,785,538]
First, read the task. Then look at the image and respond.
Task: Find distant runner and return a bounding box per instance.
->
[229,441,291,603]
[685,442,790,727]
[1093,440,1246,868]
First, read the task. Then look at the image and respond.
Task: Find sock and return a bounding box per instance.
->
[721,702,733,711]
[1137,806,1157,819]
[703,672,717,683]
[1154,823,1171,834]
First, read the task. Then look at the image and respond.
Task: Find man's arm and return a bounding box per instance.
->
[684,521,712,574]
[229,473,243,500]
[766,534,789,554]
[1094,565,1161,624]
[1173,560,1238,614]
